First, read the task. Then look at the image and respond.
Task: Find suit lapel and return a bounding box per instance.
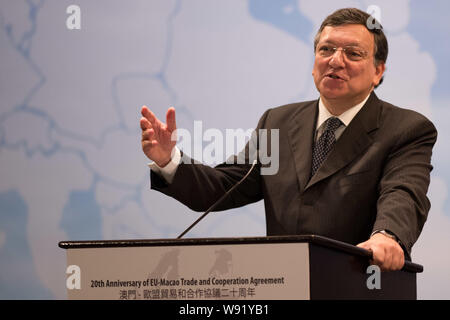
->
[304,92,381,191]
[287,100,318,193]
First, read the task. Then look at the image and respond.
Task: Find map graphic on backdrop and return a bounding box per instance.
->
[0,0,449,299]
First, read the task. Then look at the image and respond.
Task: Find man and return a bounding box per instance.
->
[140,8,437,271]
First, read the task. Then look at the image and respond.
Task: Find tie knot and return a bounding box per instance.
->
[324,117,342,132]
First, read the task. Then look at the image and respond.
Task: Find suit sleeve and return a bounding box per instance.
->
[150,110,271,212]
[373,114,437,255]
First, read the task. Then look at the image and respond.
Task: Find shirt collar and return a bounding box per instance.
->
[316,93,371,130]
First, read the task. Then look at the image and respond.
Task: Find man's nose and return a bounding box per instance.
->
[329,49,345,68]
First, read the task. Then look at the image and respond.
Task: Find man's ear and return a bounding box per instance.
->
[374,62,386,87]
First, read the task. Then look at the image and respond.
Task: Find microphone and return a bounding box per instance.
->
[177,159,258,239]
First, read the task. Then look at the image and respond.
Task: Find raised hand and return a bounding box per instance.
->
[140,106,177,167]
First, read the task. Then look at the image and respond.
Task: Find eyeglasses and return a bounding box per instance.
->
[316,44,369,61]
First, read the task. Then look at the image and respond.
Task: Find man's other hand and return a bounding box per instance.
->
[357,232,405,271]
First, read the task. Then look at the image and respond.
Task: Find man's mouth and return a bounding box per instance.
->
[326,73,345,80]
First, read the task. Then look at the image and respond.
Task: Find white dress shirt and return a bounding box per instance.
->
[315,93,370,142]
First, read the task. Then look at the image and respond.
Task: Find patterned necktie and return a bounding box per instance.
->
[310,117,343,177]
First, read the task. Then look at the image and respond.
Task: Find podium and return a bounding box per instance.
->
[59,235,422,300]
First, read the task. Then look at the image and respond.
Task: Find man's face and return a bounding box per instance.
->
[312,24,385,108]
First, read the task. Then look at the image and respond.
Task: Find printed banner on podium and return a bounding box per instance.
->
[65,242,310,300]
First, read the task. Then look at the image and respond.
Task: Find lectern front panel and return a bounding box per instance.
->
[65,242,310,300]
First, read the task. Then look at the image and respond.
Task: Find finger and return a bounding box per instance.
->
[392,248,405,271]
[382,250,393,271]
[142,139,153,150]
[356,242,372,255]
[141,105,150,119]
[397,254,405,270]
[356,241,369,249]
[370,246,385,268]
[140,117,152,131]
[357,242,379,268]
[384,242,404,271]
[141,105,157,126]
[166,107,177,132]
[391,255,403,271]
[142,128,155,142]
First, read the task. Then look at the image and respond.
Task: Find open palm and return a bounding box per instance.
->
[140,106,177,167]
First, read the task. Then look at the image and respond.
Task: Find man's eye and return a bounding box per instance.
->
[348,50,362,57]
[319,46,331,52]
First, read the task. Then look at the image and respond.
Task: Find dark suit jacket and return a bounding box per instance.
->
[151,92,437,257]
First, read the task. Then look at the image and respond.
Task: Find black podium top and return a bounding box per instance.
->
[58,234,423,273]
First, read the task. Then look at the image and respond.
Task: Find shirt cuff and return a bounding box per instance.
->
[148,146,181,184]
[371,229,400,243]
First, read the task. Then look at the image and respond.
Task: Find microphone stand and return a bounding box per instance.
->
[177,160,258,239]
